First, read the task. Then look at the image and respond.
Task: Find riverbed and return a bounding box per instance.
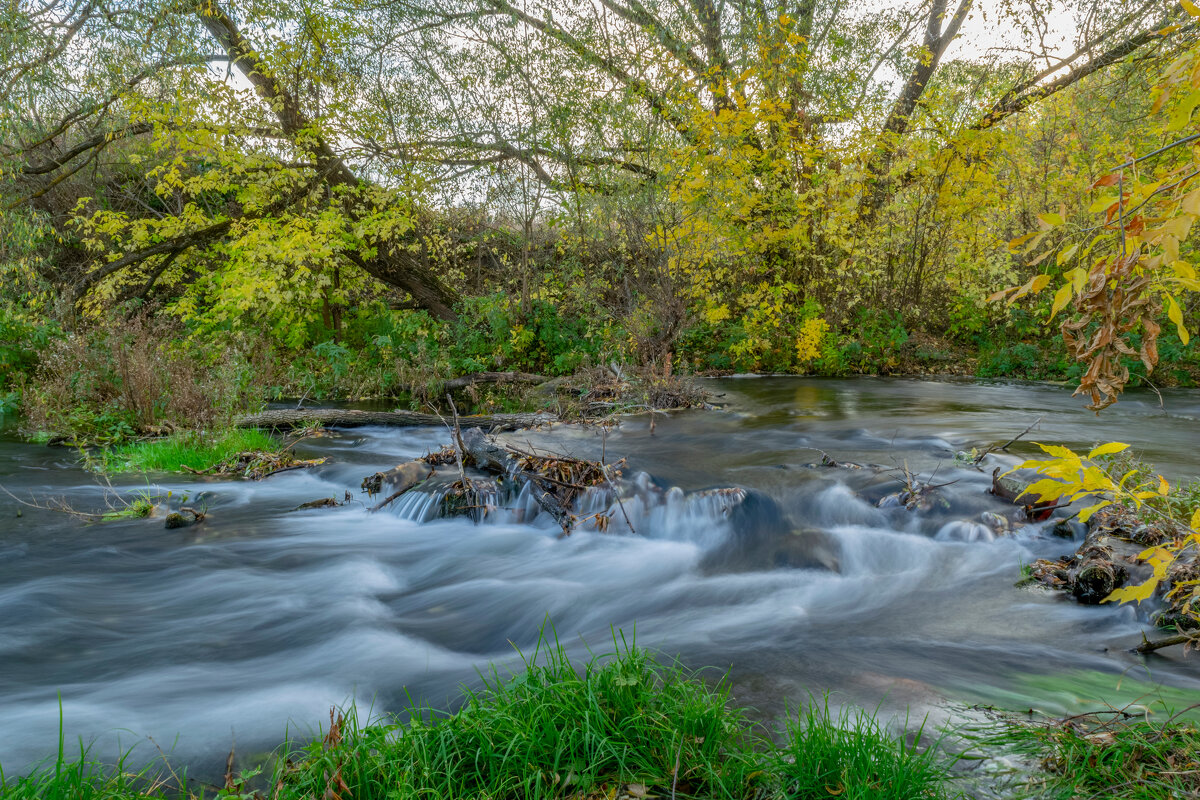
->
[2,377,1198,775]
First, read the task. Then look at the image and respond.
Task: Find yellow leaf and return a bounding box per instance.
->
[1036,442,1079,460]
[1160,215,1194,241]
[1159,475,1170,495]
[1184,0,1200,17]
[1070,267,1087,293]
[1168,89,1200,131]
[1056,244,1079,266]
[1103,576,1161,605]
[1038,212,1065,229]
[1191,507,1200,531]
[1078,500,1112,523]
[1008,231,1038,251]
[1167,294,1190,345]
[1019,478,1071,502]
[1087,442,1129,459]
[1183,188,1200,215]
[1050,283,1072,319]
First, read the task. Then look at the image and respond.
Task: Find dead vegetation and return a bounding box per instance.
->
[23,316,268,439]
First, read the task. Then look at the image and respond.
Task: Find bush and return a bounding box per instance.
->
[22,318,266,443]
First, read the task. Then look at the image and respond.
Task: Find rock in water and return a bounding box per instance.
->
[164,509,199,529]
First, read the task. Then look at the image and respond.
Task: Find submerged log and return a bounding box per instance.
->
[236,408,555,431]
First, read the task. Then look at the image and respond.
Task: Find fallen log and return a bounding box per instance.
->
[236,408,555,431]
[443,371,548,391]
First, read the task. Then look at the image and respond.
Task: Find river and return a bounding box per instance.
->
[1,377,1199,776]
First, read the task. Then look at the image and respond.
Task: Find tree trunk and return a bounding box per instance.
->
[199,3,460,320]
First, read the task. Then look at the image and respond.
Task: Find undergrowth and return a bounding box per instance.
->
[0,639,961,800]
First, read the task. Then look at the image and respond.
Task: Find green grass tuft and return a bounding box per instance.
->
[775,698,955,799]
[96,429,277,474]
[278,638,761,800]
[99,496,157,521]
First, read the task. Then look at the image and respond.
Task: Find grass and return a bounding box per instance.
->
[775,699,953,800]
[0,637,962,800]
[997,709,1200,799]
[0,699,181,800]
[94,429,278,474]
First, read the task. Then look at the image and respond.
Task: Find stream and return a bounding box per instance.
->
[2,377,1199,777]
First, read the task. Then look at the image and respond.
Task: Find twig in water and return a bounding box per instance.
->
[1133,630,1200,654]
[973,415,1044,464]
[437,395,477,521]
[600,427,635,535]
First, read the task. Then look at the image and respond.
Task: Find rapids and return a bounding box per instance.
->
[1,377,1199,774]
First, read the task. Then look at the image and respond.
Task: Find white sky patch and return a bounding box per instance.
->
[950,0,1079,64]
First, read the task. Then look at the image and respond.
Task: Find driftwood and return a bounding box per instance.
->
[362,460,434,512]
[443,371,548,391]
[1133,631,1200,655]
[460,428,575,532]
[236,408,555,431]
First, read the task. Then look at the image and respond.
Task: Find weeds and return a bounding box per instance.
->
[21,318,266,444]
[0,479,165,523]
[997,708,1200,800]
[0,699,181,800]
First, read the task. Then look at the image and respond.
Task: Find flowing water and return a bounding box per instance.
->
[2,377,1200,776]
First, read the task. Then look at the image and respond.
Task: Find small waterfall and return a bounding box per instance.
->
[806,483,888,527]
[382,469,750,550]
[934,520,996,543]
